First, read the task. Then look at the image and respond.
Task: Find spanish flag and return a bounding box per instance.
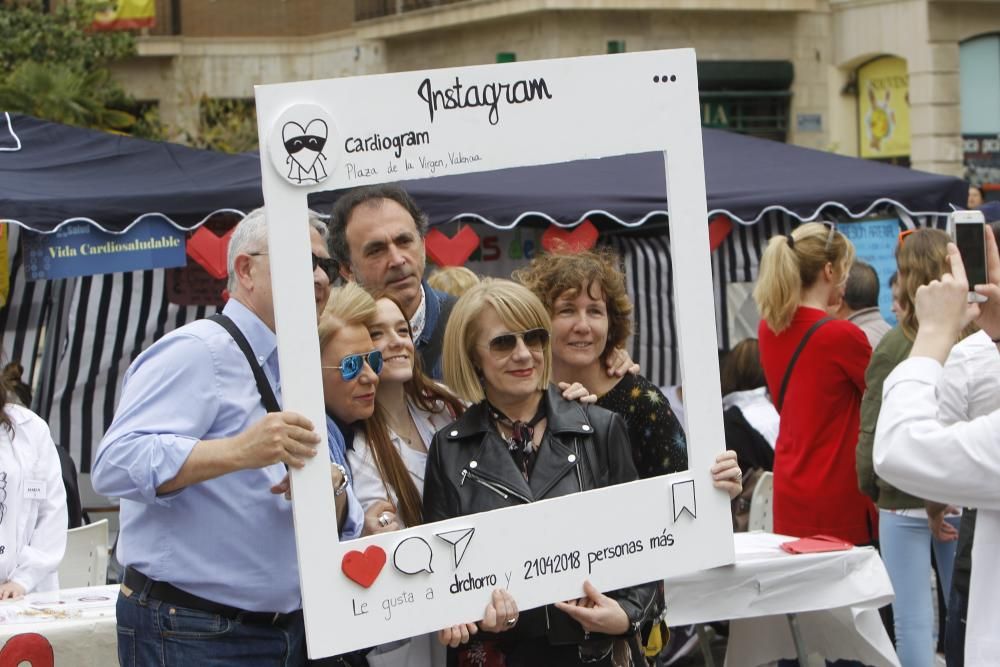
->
[92,0,156,31]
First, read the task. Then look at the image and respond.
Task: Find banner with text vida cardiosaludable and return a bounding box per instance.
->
[254,49,734,658]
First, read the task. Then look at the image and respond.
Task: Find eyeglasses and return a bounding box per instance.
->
[898,228,916,245]
[322,350,383,380]
[246,251,338,282]
[480,328,550,358]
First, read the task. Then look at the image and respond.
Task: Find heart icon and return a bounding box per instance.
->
[541,220,599,253]
[342,545,387,588]
[708,214,733,251]
[424,226,481,267]
[0,633,54,667]
[186,226,235,280]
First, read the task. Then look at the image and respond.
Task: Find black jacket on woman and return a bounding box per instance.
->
[423,385,658,666]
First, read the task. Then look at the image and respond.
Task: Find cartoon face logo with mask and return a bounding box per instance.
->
[268,105,339,187]
[282,119,329,184]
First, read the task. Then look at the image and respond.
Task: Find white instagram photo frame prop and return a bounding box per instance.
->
[254,48,733,658]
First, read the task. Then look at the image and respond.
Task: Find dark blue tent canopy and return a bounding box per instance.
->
[0,113,262,233]
[0,112,967,233]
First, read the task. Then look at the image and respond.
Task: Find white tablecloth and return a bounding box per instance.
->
[0,534,899,667]
[664,532,900,667]
[0,584,118,667]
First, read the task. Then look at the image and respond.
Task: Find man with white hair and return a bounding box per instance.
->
[93,209,360,666]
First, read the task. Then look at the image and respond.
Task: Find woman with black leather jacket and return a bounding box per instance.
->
[423,278,658,667]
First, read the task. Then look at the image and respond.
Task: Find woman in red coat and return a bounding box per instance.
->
[753,222,877,545]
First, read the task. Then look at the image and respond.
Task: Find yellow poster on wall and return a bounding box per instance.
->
[858,56,910,159]
[91,0,156,31]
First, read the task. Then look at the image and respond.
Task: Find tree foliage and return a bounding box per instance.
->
[0,2,141,132]
[0,2,135,76]
[188,97,259,153]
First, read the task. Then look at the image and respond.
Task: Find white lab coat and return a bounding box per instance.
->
[874,352,1000,667]
[0,404,67,593]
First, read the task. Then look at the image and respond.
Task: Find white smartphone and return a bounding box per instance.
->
[951,210,989,303]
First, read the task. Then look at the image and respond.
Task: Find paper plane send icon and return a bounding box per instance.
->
[435,527,476,568]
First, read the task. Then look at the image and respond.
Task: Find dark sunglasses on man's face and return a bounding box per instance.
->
[484,328,550,357]
[323,350,383,381]
[246,250,338,282]
[312,254,338,282]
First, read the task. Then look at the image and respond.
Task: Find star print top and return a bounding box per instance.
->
[595,373,688,478]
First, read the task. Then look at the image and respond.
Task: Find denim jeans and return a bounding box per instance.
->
[116,583,307,667]
[879,510,960,667]
[944,584,968,667]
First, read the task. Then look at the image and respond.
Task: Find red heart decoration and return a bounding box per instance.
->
[186,226,235,280]
[424,226,481,267]
[341,545,387,588]
[708,214,733,251]
[541,220,599,253]
[0,633,54,667]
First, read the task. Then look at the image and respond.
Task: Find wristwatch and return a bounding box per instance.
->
[333,463,349,497]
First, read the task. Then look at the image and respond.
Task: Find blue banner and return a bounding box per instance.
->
[23,217,186,281]
[839,218,900,326]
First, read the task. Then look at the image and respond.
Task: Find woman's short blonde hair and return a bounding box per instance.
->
[443,278,552,403]
[318,282,378,348]
[427,266,481,298]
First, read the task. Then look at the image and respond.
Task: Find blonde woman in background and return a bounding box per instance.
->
[754,221,877,546]
[427,265,480,298]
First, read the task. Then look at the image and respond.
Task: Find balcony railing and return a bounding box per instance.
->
[355,0,470,22]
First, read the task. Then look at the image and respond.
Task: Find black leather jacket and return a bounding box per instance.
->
[423,386,659,653]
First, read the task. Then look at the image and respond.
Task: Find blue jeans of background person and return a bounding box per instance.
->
[879,510,961,667]
[116,584,307,667]
[944,584,968,667]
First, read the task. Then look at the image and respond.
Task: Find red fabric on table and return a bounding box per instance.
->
[759,306,878,546]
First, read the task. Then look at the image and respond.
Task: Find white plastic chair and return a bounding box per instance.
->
[58,519,110,588]
[748,471,774,532]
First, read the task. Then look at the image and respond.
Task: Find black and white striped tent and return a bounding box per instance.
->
[0,113,968,479]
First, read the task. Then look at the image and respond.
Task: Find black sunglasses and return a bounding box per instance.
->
[246,251,338,282]
[482,328,550,358]
[312,254,338,282]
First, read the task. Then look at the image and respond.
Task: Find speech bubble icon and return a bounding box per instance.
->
[392,536,434,575]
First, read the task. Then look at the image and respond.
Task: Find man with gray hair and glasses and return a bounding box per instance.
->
[93,208,361,666]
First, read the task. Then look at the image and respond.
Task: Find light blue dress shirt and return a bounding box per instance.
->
[93,299,362,613]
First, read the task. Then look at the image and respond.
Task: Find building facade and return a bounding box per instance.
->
[115,0,1000,181]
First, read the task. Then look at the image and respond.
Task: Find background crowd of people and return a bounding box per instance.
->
[1,182,998,667]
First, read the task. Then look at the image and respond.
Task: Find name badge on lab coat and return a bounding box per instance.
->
[24,480,45,500]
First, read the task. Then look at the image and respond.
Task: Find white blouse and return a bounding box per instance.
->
[0,404,67,594]
[347,398,453,526]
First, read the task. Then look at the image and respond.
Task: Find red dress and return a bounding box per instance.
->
[758,306,877,545]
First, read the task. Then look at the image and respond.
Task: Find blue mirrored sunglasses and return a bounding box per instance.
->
[323,350,383,380]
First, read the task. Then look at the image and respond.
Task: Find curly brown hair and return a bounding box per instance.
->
[514,248,633,363]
